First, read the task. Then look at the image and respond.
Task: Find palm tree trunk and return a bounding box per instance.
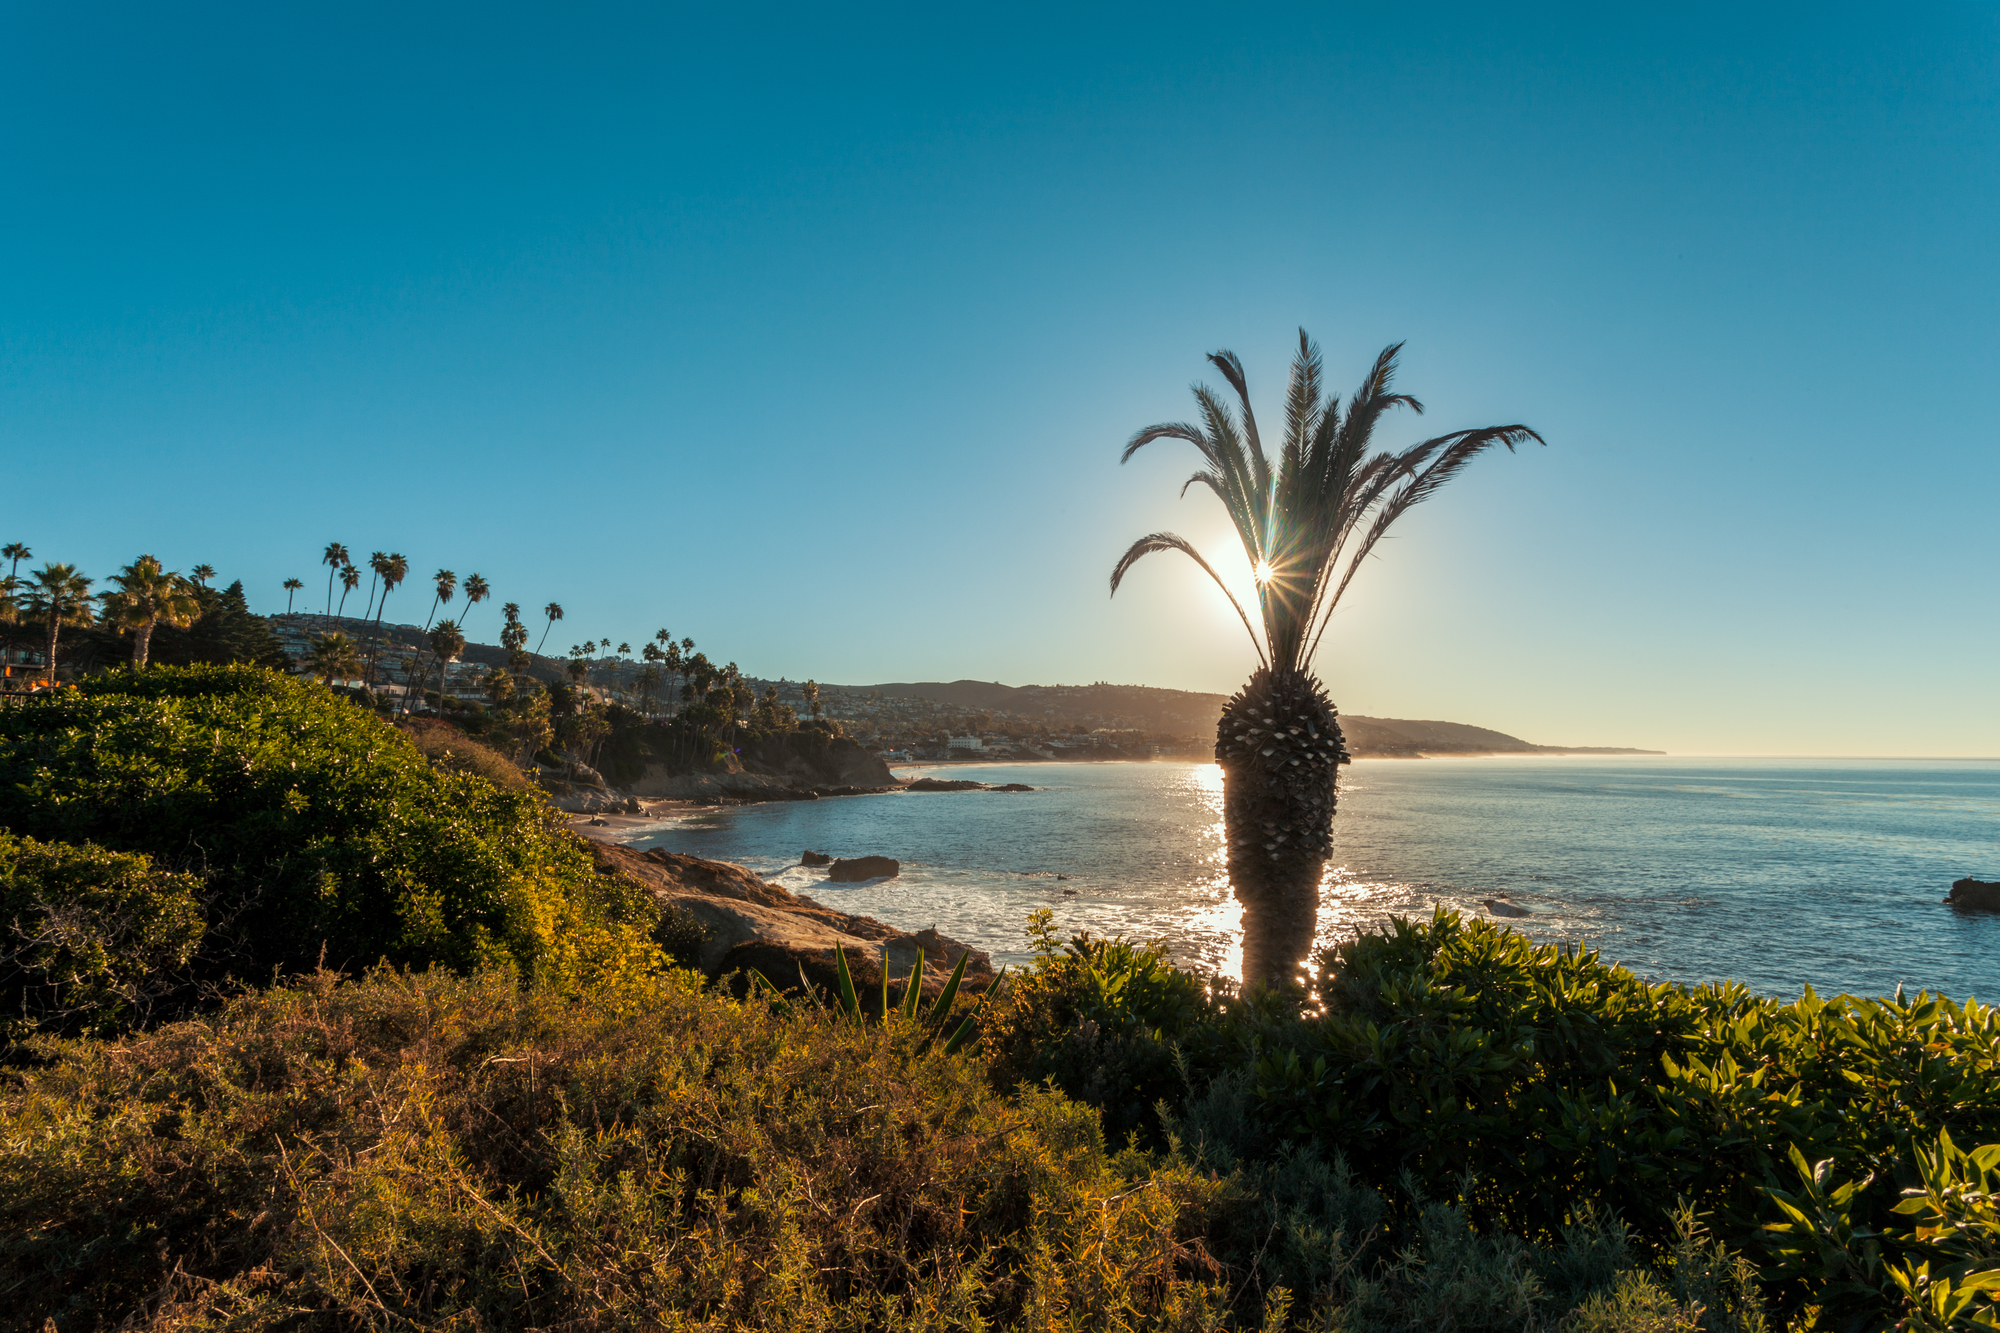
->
[1216,668,1348,990]
[44,615,59,686]
[133,619,155,669]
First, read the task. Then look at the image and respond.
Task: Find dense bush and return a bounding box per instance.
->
[987,908,2000,1328]
[0,832,204,1039]
[0,966,1761,1331]
[0,666,666,1009]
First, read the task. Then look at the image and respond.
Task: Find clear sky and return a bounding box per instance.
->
[3,3,1995,755]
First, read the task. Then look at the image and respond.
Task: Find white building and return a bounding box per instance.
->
[947,735,984,752]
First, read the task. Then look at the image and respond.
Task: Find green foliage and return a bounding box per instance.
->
[0,665,665,1013]
[0,966,1759,1331]
[981,911,1215,1147]
[0,832,204,1040]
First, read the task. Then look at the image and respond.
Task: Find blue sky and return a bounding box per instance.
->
[3,3,1995,754]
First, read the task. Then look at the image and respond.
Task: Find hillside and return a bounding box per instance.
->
[853,680,1660,756]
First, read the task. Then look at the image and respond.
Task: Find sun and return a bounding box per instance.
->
[1252,559,1274,585]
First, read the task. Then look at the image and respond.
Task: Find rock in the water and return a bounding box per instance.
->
[906,777,985,792]
[1480,898,1530,918]
[829,855,900,882]
[801,850,833,866]
[1950,878,2000,911]
[989,783,1035,792]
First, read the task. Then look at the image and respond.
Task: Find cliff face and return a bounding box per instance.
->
[735,731,894,786]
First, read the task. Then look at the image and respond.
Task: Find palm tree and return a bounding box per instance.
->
[2,543,29,583]
[1112,332,1541,989]
[535,602,563,656]
[190,564,216,588]
[427,619,465,711]
[102,556,202,668]
[366,552,408,690]
[460,573,490,638]
[483,667,516,706]
[321,541,349,614]
[307,632,363,686]
[282,577,303,613]
[21,563,95,683]
[362,551,388,621]
[402,569,457,714]
[336,564,361,619]
[803,679,822,721]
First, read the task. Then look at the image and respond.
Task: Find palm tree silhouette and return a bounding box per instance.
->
[190,564,216,588]
[460,573,490,638]
[22,563,95,683]
[307,632,363,686]
[366,553,408,692]
[321,541,349,614]
[2,543,29,583]
[426,619,466,712]
[282,577,303,613]
[535,602,563,656]
[103,556,202,668]
[1112,332,1541,988]
[404,570,456,714]
[361,551,388,621]
[336,564,361,619]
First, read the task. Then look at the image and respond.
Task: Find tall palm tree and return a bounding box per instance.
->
[1112,332,1541,989]
[321,541,349,614]
[190,564,216,588]
[336,564,361,619]
[460,573,490,638]
[535,602,563,656]
[282,577,304,613]
[2,543,30,583]
[21,564,95,683]
[307,632,363,686]
[402,570,457,715]
[427,619,465,711]
[362,551,388,621]
[103,556,202,668]
[366,552,408,690]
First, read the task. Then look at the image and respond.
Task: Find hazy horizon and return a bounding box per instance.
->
[5,4,1996,755]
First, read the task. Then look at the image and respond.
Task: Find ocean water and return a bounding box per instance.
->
[626,757,2000,1000]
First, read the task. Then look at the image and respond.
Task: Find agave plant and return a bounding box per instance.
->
[750,946,1004,1056]
[1112,331,1542,988]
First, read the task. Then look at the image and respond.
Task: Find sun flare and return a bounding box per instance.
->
[1252,559,1274,585]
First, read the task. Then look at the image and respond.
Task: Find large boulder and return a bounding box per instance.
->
[828,855,899,883]
[801,850,833,866]
[906,778,985,792]
[586,842,988,995]
[1949,878,2000,911]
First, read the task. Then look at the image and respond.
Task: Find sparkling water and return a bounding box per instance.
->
[627,756,2000,1000]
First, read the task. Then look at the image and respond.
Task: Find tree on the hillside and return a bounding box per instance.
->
[635,664,661,713]
[22,563,94,681]
[483,667,515,706]
[103,556,202,668]
[2,543,29,583]
[365,553,408,689]
[460,573,489,638]
[426,619,465,711]
[403,570,457,715]
[361,550,387,621]
[803,679,822,720]
[190,565,215,588]
[1111,331,1541,988]
[336,564,360,618]
[321,541,349,614]
[307,632,363,685]
[282,577,303,613]
[536,602,563,656]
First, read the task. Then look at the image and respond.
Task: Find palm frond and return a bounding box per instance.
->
[1109,531,1267,666]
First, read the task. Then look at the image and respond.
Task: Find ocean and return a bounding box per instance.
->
[626,756,2000,1000]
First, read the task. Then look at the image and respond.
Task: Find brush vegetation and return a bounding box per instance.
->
[2,668,1998,1330]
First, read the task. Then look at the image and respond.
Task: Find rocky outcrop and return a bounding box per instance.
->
[550,785,640,814]
[828,855,899,883]
[801,850,833,866]
[1480,898,1531,919]
[588,842,990,995]
[1949,878,2000,911]
[907,778,987,792]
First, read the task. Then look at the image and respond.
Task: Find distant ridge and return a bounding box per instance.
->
[852,679,1660,757]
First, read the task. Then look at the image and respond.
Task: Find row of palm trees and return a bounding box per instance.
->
[0,546,215,676]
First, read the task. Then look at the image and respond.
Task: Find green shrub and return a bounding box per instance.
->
[0,832,204,1040]
[0,966,1764,1331]
[0,666,664,1011]
[397,718,533,791]
[980,911,1215,1147]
